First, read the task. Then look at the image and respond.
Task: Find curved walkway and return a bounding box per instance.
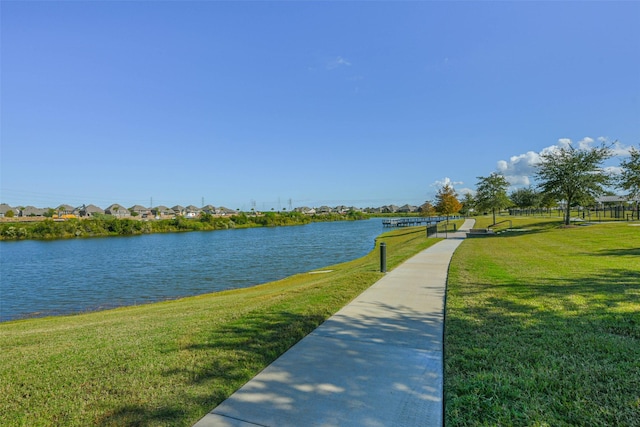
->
[194,219,476,427]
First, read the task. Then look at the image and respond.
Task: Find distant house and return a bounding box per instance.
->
[398,204,418,213]
[57,204,75,216]
[317,206,333,214]
[21,206,46,217]
[129,205,150,217]
[0,203,15,217]
[293,206,317,215]
[82,204,105,217]
[184,205,201,218]
[201,205,217,215]
[381,205,399,213]
[216,206,237,216]
[335,205,349,214]
[172,205,186,216]
[105,204,131,217]
[152,205,174,218]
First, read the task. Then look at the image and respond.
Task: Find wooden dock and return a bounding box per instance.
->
[382,216,458,227]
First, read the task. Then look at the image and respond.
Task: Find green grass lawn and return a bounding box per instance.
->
[445,218,640,426]
[0,226,438,426]
[5,218,637,426]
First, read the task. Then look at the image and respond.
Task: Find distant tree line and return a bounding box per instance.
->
[0,210,368,241]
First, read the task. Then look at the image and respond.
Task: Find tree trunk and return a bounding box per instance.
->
[565,203,571,225]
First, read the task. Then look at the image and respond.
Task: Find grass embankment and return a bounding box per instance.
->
[1,226,437,426]
[445,217,640,426]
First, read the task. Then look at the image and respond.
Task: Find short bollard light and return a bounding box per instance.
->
[380,242,387,273]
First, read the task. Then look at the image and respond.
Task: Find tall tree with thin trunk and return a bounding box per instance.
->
[618,145,640,218]
[475,173,511,225]
[535,143,612,225]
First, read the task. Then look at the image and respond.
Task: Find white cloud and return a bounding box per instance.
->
[594,137,633,156]
[431,177,464,189]
[423,178,468,202]
[577,137,595,150]
[497,136,634,189]
[496,151,540,186]
[326,56,351,70]
[457,187,475,196]
[611,140,632,156]
[605,166,623,176]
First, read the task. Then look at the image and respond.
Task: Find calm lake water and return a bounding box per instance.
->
[0,219,384,322]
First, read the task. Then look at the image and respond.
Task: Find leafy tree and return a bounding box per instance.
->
[200,212,214,223]
[510,186,542,209]
[232,212,249,225]
[346,209,366,220]
[435,184,462,220]
[5,210,15,218]
[618,146,640,217]
[475,173,511,225]
[539,192,558,213]
[535,143,612,225]
[459,192,475,216]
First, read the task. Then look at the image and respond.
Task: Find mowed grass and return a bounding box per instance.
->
[1,226,438,426]
[445,218,640,426]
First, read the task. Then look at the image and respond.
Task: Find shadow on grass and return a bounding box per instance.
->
[98,278,449,425]
[96,310,327,426]
[468,220,562,239]
[445,267,640,426]
[98,405,188,427]
[190,301,445,425]
[493,228,553,238]
[592,247,640,257]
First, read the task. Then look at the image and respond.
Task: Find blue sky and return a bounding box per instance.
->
[2,1,639,211]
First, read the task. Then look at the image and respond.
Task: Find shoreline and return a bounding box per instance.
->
[0,211,369,241]
[1,217,390,323]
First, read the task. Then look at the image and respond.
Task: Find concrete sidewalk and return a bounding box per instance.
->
[194,219,476,427]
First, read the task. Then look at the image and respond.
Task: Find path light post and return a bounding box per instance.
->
[380,242,387,273]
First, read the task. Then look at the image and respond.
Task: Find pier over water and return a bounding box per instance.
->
[382,216,460,227]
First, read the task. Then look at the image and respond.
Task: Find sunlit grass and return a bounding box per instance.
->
[0,226,437,426]
[7,217,637,426]
[445,217,640,426]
